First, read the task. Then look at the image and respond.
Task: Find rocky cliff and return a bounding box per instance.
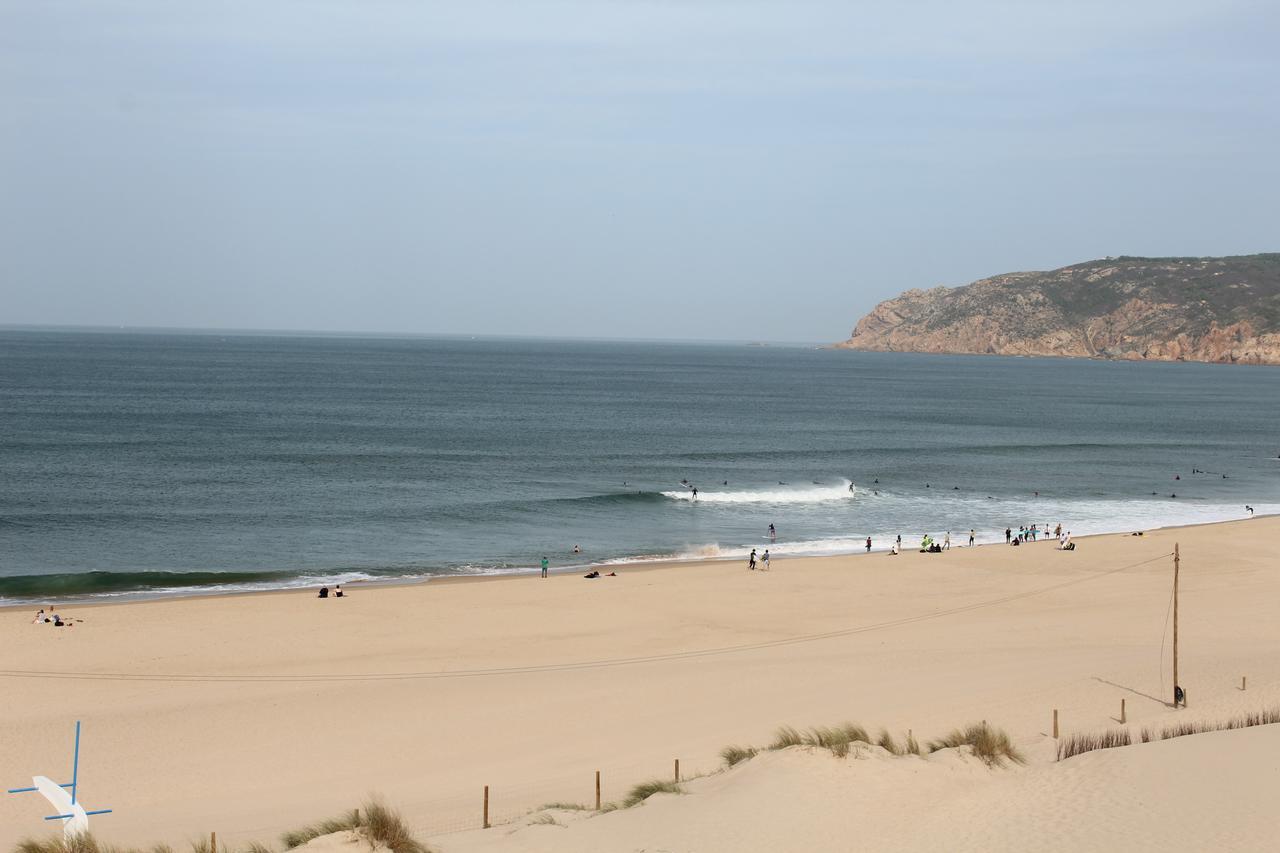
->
[838,254,1280,364]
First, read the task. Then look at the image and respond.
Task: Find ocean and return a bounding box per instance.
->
[1,329,1276,603]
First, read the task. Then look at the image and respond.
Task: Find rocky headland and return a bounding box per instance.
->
[838,254,1280,364]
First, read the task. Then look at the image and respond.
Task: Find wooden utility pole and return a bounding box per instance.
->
[1172,543,1180,707]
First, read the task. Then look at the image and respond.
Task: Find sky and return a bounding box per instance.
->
[1,1,1277,342]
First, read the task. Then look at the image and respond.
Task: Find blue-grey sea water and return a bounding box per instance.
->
[1,330,1277,602]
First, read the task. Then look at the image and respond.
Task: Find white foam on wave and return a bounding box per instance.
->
[661,479,856,505]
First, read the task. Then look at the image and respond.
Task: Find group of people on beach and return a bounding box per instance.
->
[31,608,72,627]
[1004,524,1073,549]
[317,585,345,598]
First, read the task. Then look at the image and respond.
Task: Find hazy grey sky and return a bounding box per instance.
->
[2,1,1277,341]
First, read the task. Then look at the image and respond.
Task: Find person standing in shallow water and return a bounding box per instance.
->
[541,556,549,578]
[865,536,872,553]
[969,529,975,546]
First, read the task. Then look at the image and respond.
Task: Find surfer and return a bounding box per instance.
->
[692,486,698,500]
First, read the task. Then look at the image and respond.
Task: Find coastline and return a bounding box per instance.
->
[1,508,1267,611]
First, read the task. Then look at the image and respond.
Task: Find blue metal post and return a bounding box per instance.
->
[71,721,81,805]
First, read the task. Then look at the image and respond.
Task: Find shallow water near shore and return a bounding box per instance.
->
[1,329,1277,602]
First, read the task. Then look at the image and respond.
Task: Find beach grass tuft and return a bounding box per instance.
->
[804,723,870,758]
[768,726,804,750]
[538,802,590,811]
[720,744,759,767]
[16,838,184,853]
[281,800,429,853]
[904,731,922,756]
[280,810,360,849]
[876,729,902,756]
[1056,728,1131,761]
[927,722,1024,767]
[622,779,684,808]
[527,814,561,827]
[15,836,116,853]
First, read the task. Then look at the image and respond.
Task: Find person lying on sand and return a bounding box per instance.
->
[584,571,600,578]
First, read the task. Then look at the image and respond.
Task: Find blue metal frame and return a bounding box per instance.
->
[6,721,114,824]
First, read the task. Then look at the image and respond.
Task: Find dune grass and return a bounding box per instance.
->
[527,814,561,827]
[537,802,590,811]
[876,730,902,756]
[768,725,804,750]
[1056,728,1132,761]
[1067,707,1280,761]
[764,723,871,758]
[804,723,870,757]
[927,722,1024,767]
[720,744,759,767]
[904,730,922,756]
[281,800,429,853]
[1141,707,1280,747]
[622,779,684,808]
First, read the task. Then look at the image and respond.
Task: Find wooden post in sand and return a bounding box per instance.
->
[210,833,216,853]
[674,759,680,782]
[1052,709,1059,739]
[483,785,490,829]
[1242,676,1247,691]
[595,771,601,810]
[1172,543,1180,707]
[1120,698,1126,724]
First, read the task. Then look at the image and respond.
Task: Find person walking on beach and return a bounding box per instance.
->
[1005,527,1011,544]
[541,556,549,578]
[944,532,951,550]
[968,529,975,546]
[866,536,872,553]
[762,549,770,571]
[748,548,757,570]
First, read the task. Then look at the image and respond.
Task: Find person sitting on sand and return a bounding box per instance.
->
[334,585,344,598]
[583,570,600,578]
[318,586,329,599]
[52,613,65,626]
[33,608,46,624]
[890,541,900,555]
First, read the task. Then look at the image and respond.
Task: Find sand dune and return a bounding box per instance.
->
[1,516,1276,850]
[436,725,1280,852]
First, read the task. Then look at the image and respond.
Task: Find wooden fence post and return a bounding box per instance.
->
[674,759,680,782]
[483,785,490,829]
[1242,676,1247,691]
[1052,709,1059,739]
[210,832,216,853]
[1120,698,1126,724]
[595,770,601,810]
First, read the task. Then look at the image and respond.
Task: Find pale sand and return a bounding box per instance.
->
[1,516,1277,850]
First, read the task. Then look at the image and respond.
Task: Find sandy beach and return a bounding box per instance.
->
[2,516,1278,851]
